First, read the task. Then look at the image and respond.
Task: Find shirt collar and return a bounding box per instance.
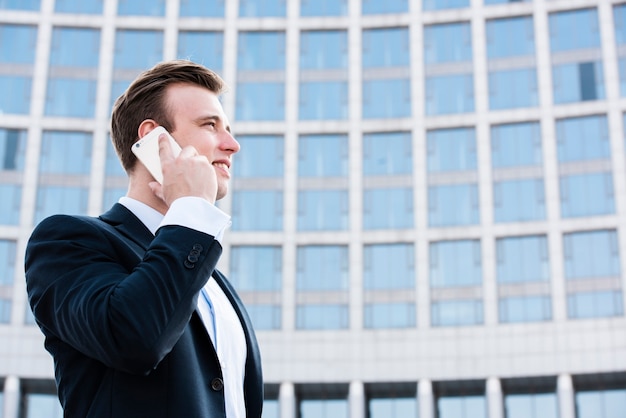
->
[118,196,163,236]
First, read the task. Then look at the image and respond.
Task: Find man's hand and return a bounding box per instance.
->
[148,134,218,206]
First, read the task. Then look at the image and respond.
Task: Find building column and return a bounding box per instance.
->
[418,379,434,418]
[279,382,296,418]
[487,377,503,418]
[558,374,576,418]
[349,380,365,418]
[3,375,20,418]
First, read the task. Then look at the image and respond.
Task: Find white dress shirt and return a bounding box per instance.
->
[119,196,247,418]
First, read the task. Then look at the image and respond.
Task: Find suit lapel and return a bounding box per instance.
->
[98,203,154,251]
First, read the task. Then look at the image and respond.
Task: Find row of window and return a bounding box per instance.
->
[0,0,533,17]
[2,228,622,328]
[6,374,626,418]
[1,6,624,118]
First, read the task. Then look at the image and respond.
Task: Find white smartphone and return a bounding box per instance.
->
[131,126,182,184]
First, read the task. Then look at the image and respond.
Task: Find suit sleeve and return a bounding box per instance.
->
[25,214,220,375]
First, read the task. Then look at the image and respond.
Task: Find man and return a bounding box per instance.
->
[25,60,263,417]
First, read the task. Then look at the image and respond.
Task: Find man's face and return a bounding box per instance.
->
[165,83,240,201]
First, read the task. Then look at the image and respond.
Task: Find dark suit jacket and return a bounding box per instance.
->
[25,204,263,418]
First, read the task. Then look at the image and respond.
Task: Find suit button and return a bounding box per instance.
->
[187,254,199,263]
[211,378,224,391]
[184,260,195,269]
[193,244,203,251]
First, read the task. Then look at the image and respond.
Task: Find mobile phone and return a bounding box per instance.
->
[131,126,182,184]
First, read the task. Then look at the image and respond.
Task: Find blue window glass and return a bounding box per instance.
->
[363,188,413,230]
[0,298,10,323]
[0,0,39,10]
[230,246,282,291]
[300,0,346,16]
[0,24,37,114]
[234,135,283,178]
[363,132,412,176]
[494,179,545,222]
[104,139,125,177]
[55,0,102,14]
[239,0,285,17]
[427,127,476,172]
[179,0,224,17]
[232,190,283,231]
[496,235,549,283]
[491,122,542,168]
[0,128,27,171]
[560,172,614,218]
[486,16,535,59]
[369,398,417,417]
[430,239,481,287]
[485,0,529,3]
[364,303,415,329]
[431,300,483,326]
[0,240,16,285]
[238,31,285,70]
[576,389,626,418]
[363,28,409,68]
[113,30,163,70]
[299,81,348,120]
[423,0,468,11]
[505,393,558,418]
[298,190,348,231]
[236,82,284,121]
[300,30,348,69]
[0,128,26,224]
[296,304,349,329]
[362,0,407,15]
[39,131,92,175]
[424,23,472,64]
[45,78,97,118]
[556,115,610,162]
[425,74,474,115]
[301,399,348,417]
[177,31,224,72]
[24,393,63,418]
[499,296,551,323]
[618,58,626,97]
[438,396,486,418]
[549,8,600,52]
[429,184,479,227]
[50,26,101,68]
[102,188,126,211]
[0,185,21,224]
[298,134,348,177]
[489,69,538,110]
[563,230,620,280]
[567,291,623,319]
[297,245,348,291]
[363,79,411,119]
[614,4,626,45]
[35,186,89,223]
[364,244,414,289]
[553,61,605,104]
[117,0,165,16]
[245,305,281,330]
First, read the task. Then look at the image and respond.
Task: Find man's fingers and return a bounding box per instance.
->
[158,134,174,162]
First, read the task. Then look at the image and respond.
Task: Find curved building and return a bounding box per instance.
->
[0,0,625,417]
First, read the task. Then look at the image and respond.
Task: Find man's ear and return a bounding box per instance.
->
[137,119,159,140]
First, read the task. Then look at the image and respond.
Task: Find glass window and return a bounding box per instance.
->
[296,304,349,329]
[363,79,411,119]
[425,74,474,115]
[39,131,92,175]
[0,24,37,114]
[486,16,535,59]
[0,185,22,225]
[363,28,409,68]
[552,61,605,104]
[567,291,623,319]
[298,134,348,177]
[559,172,614,218]
[427,127,476,172]
[428,184,479,227]
[556,115,610,162]
[117,0,165,16]
[430,240,482,287]
[493,179,545,222]
[563,230,620,280]
[497,235,549,283]
[232,190,283,231]
[236,82,284,121]
[423,0,468,11]
[504,393,558,418]
[34,186,89,223]
[300,399,349,417]
[177,31,223,72]
[549,8,600,52]
[238,31,285,70]
[301,0,347,16]
[369,397,418,417]
[230,246,282,291]
[499,296,551,323]
[489,69,538,110]
[297,245,348,291]
[615,4,626,45]
[438,395,486,418]
[362,0,407,15]
[485,0,529,3]
[55,0,102,14]
[299,81,348,120]
[234,135,283,178]
[0,0,40,10]
[23,392,63,418]
[424,22,472,65]
[364,303,415,329]
[576,389,626,418]
[297,190,348,231]
[618,58,626,97]
[363,188,413,230]
[0,240,16,286]
[0,128,27,225]
[363,132,412,176]
[301,30,348,69]
[491,122,542,168]
[364,244,414,290]
[113,30,163,70]
[432,300,484,326]
[239,0,285,17]
[179,0,224,17]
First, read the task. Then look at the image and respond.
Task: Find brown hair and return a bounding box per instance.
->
[110,60,226,172]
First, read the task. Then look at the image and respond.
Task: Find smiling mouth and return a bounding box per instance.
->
[213,162,230,174]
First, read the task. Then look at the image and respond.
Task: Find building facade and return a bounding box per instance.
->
[1,0,625,417]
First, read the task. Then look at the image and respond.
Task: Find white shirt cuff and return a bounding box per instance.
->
[158,197,231,243]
